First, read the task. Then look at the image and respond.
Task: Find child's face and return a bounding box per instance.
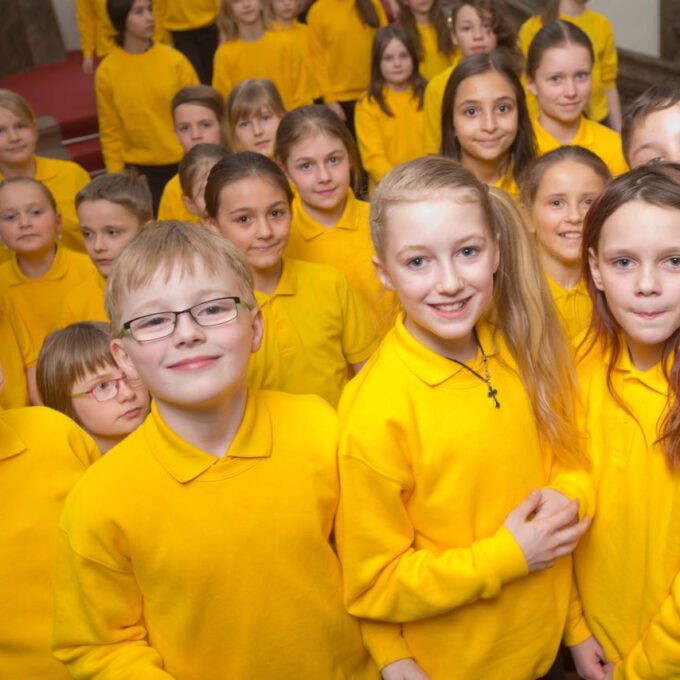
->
[111,261,263,410]
[529,160,604,269]
[126,0,155,41]
[71,365,150,443]
[627,103,680,168]
[450,6,497,57]
[209,177,290,278]
[174,104,222,153]
[284,130,351,213]
[78,199,145,278]
[527,45,592,125]
[453,71,518,167]
[233,108,281,159]
[0,107,37,169]
[589,200,680,369]
[270,0,297,22]
[376,191,499,362]
[380,38,414,90]
[0,182,60,257]
[230,0,263,27]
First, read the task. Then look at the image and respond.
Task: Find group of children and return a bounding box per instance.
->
[2,0,680,678]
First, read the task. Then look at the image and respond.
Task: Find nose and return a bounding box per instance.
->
[255,215,274,239]
[8,125,21,141]
[564,78,577,98]
[173,309,206,346]
[317,162,331,183]
[116,378,136,402]
[472,22,483,40]
[436,261,464,295]
[93,232,106,252]
[565,200,581,224]
[480,109,497,133]
[191,124,202,140]
[251,118,263,137]
[635,263,661,296]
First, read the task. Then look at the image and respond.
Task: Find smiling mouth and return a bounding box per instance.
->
[635,311,665,320]
[168,356,220,371]
[429,298,470,314]
[120,407,142,420]
[558,231,581,240]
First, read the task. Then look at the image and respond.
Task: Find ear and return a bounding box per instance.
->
[249,306,264,353]
[526,75,538,98]
[111,338,138,377]
[372,256,394,291]
[588,247,604,291]
[182,194,200,219]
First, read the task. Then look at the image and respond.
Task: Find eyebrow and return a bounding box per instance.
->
[396,234,487,256]
[227,200,288,215]
[458,96,515,106]
[294,148,345,161]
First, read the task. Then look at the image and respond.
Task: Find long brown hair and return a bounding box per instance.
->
[397,0,452,61]
[540,0,560,25]
[367,25,427,115]
[581,163,680,470]
[356,0,381,27]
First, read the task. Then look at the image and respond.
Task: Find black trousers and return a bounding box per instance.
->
[537,647,566,680]
[128,163,178,217]
[171,23,218,84]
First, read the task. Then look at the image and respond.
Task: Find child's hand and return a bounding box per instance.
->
[570,636,608,680]
[503,490,591,572]
[381,658,430,680]
[534,488,579,523]
[604,662,616,679]
[82,56,94,75]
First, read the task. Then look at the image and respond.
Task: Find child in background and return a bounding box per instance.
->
[212,0,310,111]
[0,89,90,255]
[158,85,226,223]
[0,178,95,351]
[355,25,427,193]
[622,76,680,168]
[568,163,680,680]
[37,322,149,453]
[226,79,287,160]
[58,172,153,326]
[277,105,395,334]
[179,143,232,222]
[205,152,377,406]
[526,21,628,177]
[51,221,404,678]
[96,0,198,213]
[268,0,322,101]
[422,0,518,154]
[519,0,621,130]
[337,156,592,678]
[0,406,98,678]
[396,0,455,80]
[0,302,37,409]
[440,50,536,198]
[520,145,610,340]
[306,0,387,135]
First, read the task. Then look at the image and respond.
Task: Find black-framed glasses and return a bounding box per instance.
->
[119,296,249,342]
[71,375,145,402]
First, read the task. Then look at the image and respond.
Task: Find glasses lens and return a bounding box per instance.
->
[91,380,119,402]
[192,298,239,327]
[129,313,176,341]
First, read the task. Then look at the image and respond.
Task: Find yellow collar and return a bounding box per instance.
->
[7,243,68,285]
[292,189,363,241]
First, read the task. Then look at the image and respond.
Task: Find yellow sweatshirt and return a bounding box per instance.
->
[0,407,99,678]
[286,190,397,335]
[0,156,90,255]
[95,44,199,172]
[0,246,97,351]
[338,313,594,678]
[248,258,377,406]
[570,344,680,679]
[57,269,108,327]
[355,87,425,191]
[52,393,393,678]
[0,303,36,410]
[546,275,591,341]
[532,115,628,177]
[422,61,458,154]
[417,23,456,81]
[519,10,617,123]
[307,0,387,102]
[156,0,218,31]
[157,172,201,223]
[272,20,322,101]
[212,31,311,111]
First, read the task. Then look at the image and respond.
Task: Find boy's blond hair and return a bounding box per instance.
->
[76,172,153,224]
[37,322,114,423]
[106,220,256,332]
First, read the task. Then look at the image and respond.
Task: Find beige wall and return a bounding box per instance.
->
[590,0,660,57]
[52,0,81,51]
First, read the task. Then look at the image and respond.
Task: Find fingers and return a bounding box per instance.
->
[515,489,542,519]
[539,498,580,532]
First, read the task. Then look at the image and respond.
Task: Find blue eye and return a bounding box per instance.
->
[406,256,426,269]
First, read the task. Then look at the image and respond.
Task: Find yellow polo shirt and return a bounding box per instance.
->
[57,269,108,327]
[248,258,377,406]
[53,393,391,678]
[157,0,219,31]
[532,115,628,177]
[0,407,99,678]
[286,190,397,335]
[417,23,456,81]
[355,87,425,192]
[570,344,680,679]
[546,276,591,341]
[422,62,457,155]
[0,246,97,351]
[157,173,200,223]
[0,304,36,410]
[338,313,594,678]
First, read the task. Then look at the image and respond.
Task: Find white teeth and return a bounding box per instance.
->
[435,301,465,312]
[559,232,582,239]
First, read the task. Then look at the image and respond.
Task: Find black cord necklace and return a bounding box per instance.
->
[447,329,500,409]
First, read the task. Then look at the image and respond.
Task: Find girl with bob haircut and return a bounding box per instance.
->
[396,0,455,80]
[567,163,680,680]
[441,49,536,197]
[37,321,150,454]
[158,84,226,223]
[520,144,611,340]
[276,105,395,333]
[525,21,628,177]
[0,89,90,255]
[355,24,427,192]
[225,79,287,159]
[337,155,593,678]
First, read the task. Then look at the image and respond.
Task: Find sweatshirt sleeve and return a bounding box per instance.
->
[75,0,97,59]
[355,96,393,185]
[596,16,618,90]
[306,6,333,103]
[422,78,442,155]
[359,620,412,671]
[564,580,594,647]
[211,44,233,100]
[95,64,125,173]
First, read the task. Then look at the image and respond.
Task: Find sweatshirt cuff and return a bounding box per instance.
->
[479,525,529,587]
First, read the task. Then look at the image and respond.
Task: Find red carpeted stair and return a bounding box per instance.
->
[0,51,103,174]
